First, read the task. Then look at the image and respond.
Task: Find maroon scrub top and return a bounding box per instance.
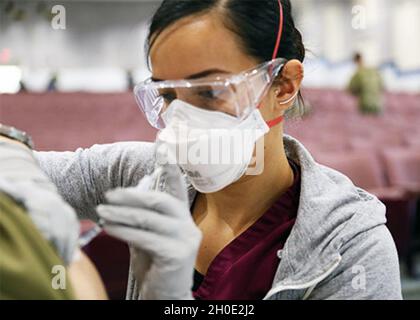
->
[193,161,301,300]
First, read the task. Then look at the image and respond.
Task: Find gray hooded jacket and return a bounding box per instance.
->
[35,135,402,300]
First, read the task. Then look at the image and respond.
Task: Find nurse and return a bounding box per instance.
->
[34,0,402,299]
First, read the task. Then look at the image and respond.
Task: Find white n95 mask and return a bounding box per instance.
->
[156,99,269,193]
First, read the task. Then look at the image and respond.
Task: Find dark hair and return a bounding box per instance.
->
[353,52,362,63]
[147,0,306,117]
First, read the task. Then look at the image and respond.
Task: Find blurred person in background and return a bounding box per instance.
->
[18,79,27,93]
[47,72,58,92]
[348,52,385,115]
[126,70,135,90]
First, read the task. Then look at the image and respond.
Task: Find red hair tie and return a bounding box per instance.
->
[262,0,285,128]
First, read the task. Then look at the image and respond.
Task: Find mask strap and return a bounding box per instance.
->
[257,102,285,128]
[266,116,284,128]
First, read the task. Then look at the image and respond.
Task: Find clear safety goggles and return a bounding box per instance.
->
[134,58,287,129]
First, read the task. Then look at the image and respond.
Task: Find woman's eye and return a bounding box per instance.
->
[197,90,217,100]
[161,93,176,103]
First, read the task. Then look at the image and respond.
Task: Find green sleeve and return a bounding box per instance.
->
[0,193,75,300]
[348,72,361,95]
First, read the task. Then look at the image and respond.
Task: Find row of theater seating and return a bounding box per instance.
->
[0,92,157,151]
[287,89,420,153]
[1,89,419,298]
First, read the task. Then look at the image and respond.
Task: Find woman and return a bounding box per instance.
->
[35,0,401,299]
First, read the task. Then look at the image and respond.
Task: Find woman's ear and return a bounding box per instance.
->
[274,59,304,112]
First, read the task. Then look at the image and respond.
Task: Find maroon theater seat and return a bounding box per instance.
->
[382,148,420,194]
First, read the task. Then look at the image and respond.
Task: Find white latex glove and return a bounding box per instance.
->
[97,170,202,300]
[0,140,79,265]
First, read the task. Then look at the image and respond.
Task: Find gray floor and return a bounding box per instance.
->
[401,253,420,300]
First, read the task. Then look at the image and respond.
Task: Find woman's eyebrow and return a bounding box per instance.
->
[151,69,229,82]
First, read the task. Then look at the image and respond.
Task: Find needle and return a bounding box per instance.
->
[78,165,166,248]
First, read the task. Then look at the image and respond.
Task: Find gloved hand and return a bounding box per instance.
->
[97,166,202,300]
[0,139,79,265]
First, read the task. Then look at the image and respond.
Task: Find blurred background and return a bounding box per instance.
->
[1,0,419,299]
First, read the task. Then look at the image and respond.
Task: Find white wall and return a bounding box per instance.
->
[0,0,419,92]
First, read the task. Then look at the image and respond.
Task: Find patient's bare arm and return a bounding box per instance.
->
[67,249,108,300]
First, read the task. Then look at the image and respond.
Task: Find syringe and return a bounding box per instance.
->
[78,220,104,248]
[78,152,181,248]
